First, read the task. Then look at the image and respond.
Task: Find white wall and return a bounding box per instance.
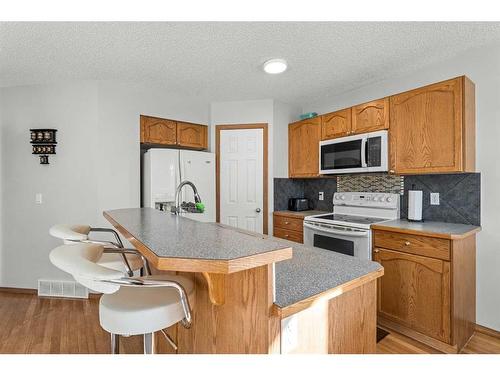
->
[0,81,101,286]
[210,99,300,234]
[303,41,500,331]
[273,101,302,178]
[0,80,209,288]
[210,100,274,234]
[95,81,210,225]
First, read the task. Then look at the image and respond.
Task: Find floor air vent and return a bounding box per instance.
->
[37,279,89,299]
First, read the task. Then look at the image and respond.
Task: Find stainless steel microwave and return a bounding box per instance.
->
[319,130,388,174]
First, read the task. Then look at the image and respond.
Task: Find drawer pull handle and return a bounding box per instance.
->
[374,249,380,253]
[405,241,411,246]
[285,221,289,225]
[284,234,289,237]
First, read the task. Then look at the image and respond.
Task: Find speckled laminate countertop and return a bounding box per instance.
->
[371,219,481,239]
[105,208,291,260]
[105,208,383,309]
[273,210,328,218]
[273,241,382,308]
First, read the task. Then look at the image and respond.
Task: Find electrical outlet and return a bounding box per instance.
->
[319,192,324,201]
[430,192,440,205]
[35,193,43,204]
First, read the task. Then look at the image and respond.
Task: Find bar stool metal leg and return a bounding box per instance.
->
[143,333,155,354]
[111,333,120,354]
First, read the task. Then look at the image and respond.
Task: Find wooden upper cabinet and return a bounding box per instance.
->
[389,76,475,174]
[289,117,321,178]
[140,115,208,150]
[140,115,177,145]
[351,98,389,134]
[374,248,451,343]
[321,108,351,140]
[177,122,208,149]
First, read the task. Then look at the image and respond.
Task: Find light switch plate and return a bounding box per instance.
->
[319,192,324,201]
[35,193,43,204]
[430,192,440,205]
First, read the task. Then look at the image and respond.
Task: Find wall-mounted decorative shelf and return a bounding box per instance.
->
[30,129,58,164]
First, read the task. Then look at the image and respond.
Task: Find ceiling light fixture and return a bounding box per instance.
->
[263,59,287,74]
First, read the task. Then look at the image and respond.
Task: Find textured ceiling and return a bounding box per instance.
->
[1,22,500,105]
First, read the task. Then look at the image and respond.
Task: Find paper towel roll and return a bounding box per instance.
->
[408,190,423,221]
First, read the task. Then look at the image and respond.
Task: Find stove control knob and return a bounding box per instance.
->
[340,195,346,200]
[386,197,393,202]
[373,196,379,202]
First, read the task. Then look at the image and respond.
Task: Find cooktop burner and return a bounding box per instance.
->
[311,213,388,225]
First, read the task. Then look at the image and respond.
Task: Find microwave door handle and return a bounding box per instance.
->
[361,138,368,168]
[303,222,369,237]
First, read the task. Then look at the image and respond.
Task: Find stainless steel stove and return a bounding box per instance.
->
[303,192,400,260]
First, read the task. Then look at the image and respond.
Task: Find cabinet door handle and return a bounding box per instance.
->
[404,241,411,246]
[374,249,380,253]
[285,221,289,225]
[284,234,289,238]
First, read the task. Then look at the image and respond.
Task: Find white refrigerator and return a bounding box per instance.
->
[142,149,216,222]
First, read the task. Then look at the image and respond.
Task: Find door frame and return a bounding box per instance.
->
[215,123,269,235]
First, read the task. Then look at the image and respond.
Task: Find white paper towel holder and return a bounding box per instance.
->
[407,185,424,222]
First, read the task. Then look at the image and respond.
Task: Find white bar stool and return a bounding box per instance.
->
[49,224,150,276]
[49,243,193,354]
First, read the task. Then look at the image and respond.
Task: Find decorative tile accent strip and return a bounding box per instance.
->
[337,174,404,195]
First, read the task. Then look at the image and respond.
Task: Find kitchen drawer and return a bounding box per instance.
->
[373,230,450,261]
[273,215,304,232]
[273,227,303,243]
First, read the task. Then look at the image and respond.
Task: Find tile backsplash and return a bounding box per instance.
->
[402,173,480,226]
[273,178,337,211]
[274,173,480,225]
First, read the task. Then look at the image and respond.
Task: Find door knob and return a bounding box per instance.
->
[255,208,261,213]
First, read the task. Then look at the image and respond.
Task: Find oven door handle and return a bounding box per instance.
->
[303,222,369,237]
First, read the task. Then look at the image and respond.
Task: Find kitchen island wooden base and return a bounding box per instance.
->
[104,208,382,354]
[153,266,380,354]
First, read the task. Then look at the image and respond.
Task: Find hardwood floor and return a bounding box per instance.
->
[1,291,499,354]
[0,291,142,354]
[377,327,500,354]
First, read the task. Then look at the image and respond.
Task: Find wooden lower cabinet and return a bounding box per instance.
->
[373,229,477,353]
[374,248,451,343]
[273,212,305,243]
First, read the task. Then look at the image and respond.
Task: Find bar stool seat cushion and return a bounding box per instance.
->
[99,275,194,336]
[97,253,143,273]
[50,224,91,242]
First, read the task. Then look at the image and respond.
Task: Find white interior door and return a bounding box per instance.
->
[220,129,264,233]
